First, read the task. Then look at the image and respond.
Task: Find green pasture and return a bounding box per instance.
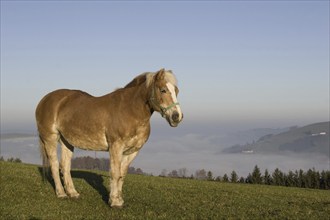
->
[1,161,329,219]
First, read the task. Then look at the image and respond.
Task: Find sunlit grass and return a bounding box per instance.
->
[1,161,329,219]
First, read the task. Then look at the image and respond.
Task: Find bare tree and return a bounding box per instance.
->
[168,170,179,178]
[178,168,188,178]
[160,169,167,177]
[195,169,207,180]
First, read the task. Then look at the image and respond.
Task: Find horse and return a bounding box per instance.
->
[35,68,183,208]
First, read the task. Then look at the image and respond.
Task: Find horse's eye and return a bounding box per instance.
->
[160,88,167,94]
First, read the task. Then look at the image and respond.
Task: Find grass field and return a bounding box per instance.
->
[1,161,329,219]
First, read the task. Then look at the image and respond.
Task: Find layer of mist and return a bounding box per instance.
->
[1,122,328,177]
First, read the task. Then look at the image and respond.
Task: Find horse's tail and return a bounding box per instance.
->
[39,137,49,182]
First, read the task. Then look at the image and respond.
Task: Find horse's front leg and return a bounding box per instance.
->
[109,142,124,208]
[118,151,139,198]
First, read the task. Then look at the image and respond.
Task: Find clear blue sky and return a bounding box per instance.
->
[1,1,329,132]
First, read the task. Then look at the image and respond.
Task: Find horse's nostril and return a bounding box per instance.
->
[172,112,179,122]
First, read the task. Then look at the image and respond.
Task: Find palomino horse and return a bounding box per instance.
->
[35,69,183,208]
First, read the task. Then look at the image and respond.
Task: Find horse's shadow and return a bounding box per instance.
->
[38,167,109,204]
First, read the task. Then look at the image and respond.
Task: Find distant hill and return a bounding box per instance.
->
[0,133,36,140]
[222,122,329,156]
[212,127,291,152]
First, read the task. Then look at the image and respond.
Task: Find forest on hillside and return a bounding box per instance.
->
[69,156,330,190]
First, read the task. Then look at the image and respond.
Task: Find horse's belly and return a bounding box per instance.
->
[74,138,109,151]
[61,131,109,151]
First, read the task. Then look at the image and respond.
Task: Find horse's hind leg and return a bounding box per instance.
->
[60,139,79,198]
[41,134,67,198]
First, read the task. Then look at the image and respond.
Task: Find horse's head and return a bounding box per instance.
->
[149,69,183,127]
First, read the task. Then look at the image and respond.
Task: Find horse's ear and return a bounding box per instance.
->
[175,86,179,95]
[156,68,166,80]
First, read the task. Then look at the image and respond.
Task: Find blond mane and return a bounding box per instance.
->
[125,70,177,89]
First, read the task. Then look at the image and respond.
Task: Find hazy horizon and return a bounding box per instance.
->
[1,120,329,177]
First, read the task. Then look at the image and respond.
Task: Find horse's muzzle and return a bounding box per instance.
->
[168,111,183,127]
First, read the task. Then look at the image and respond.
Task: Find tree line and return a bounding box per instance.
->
[166,165,330,190]
[0,156,22,163]
[71,156,146,175]
[71,156,330,190]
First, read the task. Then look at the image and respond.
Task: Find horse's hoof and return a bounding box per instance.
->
[57,193,68,199]
[110,200,124,209]
[111,205,124,209]
[68,192,80,199]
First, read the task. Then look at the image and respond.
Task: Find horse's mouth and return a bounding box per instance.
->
[164,110,183,127]
[169,121,179,127]
[166,117,181,127]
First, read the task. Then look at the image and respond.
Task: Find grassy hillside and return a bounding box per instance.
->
[253,121,329,154]
[1,161,329,219]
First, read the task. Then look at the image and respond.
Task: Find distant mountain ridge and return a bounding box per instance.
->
[0,133,36,140]
[222,122,329,156]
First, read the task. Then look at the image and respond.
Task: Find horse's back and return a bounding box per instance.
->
[36,89,89,133]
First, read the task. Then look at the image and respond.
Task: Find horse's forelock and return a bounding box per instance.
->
[164,71,177,86]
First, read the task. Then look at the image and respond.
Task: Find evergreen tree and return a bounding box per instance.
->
[286,171,295,187]
[222,174,229,182]
[305,169,313,188]
[230,170,238,183]
[263,169,272,185]
[272,168,284,186]
[298,169,305,188]
[326,171,330,190]
[207,171,214,181]
[245,173,252,184]
[320,170,330,190]
[313,169,321,189]
[252,165,262,184]
[294,170,299,187]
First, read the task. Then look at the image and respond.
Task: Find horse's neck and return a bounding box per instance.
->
[109,83,153,121]
[134,83,154,118]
